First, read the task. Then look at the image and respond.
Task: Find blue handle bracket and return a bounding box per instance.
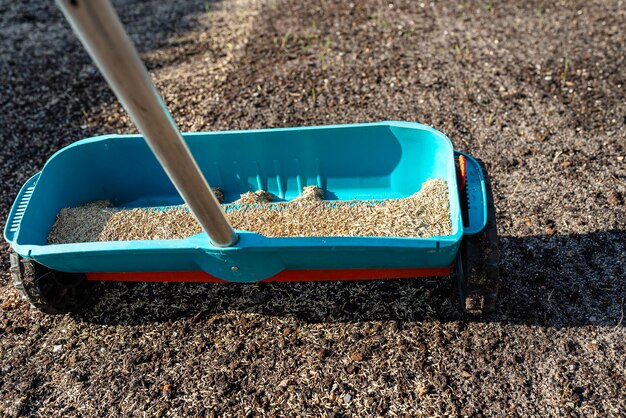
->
[455,152,488,235]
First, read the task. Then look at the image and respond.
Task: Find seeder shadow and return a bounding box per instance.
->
[73,229,625,328]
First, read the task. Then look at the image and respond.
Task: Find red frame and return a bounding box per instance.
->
[86,267,451,283]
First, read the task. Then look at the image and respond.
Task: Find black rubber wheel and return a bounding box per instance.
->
[9,252,87,314]
[456,159,500,315]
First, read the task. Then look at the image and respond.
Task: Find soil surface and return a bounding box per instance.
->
[1,0,624,416]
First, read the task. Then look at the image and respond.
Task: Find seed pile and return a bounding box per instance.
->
[292,185,325,202]
[47,179,451,243]
[233,189,274,204]
[211,187,224,203]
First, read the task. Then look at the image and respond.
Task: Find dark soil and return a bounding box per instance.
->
[1,0,624,416]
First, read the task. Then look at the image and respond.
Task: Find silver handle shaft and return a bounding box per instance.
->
[57,0,237,247]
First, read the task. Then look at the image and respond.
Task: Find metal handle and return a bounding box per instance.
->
[56,0,237,247]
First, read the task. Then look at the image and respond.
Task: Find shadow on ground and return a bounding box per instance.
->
[72,229,625,328]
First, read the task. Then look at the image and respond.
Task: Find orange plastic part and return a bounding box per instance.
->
[458,154,467,190]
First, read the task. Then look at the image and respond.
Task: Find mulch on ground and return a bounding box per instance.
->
[0,0,624,416]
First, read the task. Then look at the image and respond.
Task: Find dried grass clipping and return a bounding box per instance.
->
[48,179,452,244]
